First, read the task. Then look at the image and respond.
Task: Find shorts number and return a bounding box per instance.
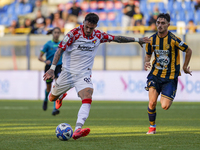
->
[84,77,91,83]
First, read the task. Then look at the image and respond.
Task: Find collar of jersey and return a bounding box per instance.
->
[157,31,169,39]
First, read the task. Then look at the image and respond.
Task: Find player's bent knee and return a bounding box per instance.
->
[82,99,92,104]
[49,93,58,102]
[149,101,157,109]
[161,104,170,110]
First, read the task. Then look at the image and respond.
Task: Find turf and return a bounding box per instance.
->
[0,100,199,150]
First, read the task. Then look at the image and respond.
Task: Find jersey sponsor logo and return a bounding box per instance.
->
[76,40,86,42]
[179,41,184,47]
[154,50,170,70]
[152,45,159,47]
[77,45,94,51]
[154,50,169,55]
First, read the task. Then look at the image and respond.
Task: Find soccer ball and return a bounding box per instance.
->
[55,123,73,141]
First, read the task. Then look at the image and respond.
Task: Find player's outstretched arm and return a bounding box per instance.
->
[43,48,64,81]
[183,47,192,76]
[113,36,151,47]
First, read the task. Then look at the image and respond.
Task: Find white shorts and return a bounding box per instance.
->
[51,70,93,96]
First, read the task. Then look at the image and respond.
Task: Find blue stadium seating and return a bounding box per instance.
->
[158,2,166,13]
[1,14,10,26]
[170,13,177,25]
[7,4,15,14]
[14,3,24,15]
[186,11,195,23]
[0,0,200,33]
[176,12,186,22]
[195,10,200,25]
[167,0,174,13]
[184,0,193,11]
[22,3,32,14]
[148,2,155,13]
[139,0,147,14]
[174,1,184,12]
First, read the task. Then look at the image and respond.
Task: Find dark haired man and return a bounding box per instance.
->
[43,13,151,140]
[144,13,192,134]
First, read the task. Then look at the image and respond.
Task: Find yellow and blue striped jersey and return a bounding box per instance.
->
[146,31,188,79]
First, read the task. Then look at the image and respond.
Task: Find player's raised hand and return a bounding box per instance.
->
[138,37,151,47]
[144,62,151,71]
[183,66,192,76]
[43,69,55,81]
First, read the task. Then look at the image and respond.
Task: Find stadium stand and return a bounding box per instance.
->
[0,0,200,34]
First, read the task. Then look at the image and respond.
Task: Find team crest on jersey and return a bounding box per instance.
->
[165,44,170,49]
[92,40,97,44]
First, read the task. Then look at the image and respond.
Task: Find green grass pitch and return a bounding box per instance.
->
[0,100,200,150]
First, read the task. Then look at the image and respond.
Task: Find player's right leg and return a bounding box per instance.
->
[146,87,159,134]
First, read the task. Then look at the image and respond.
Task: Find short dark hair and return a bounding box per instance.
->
[47,27,61,35]
[157,13,170,22]
[85,13,99,24]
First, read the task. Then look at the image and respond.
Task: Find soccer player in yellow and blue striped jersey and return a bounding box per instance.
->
[144,13,192,134]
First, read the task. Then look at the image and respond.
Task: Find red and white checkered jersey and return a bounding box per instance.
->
[58,25,115,74]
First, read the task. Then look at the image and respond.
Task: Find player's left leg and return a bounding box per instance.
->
[72,73,93,140]
[160,97,173,110]
[72,87,93,140]
[160,78,178,110]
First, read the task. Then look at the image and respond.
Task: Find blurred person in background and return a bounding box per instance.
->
[144,13,192,134]
[148,5,159,26]
[131,6,145,33]
[43,13,151,140]
[44,17,54,33]
[32,0,49,18]
[8,20,19,34]
[195,0,200,10]
[52,11,65,29]
[38,27,64,116]
[64,2,83,24]
[24,18,32,28]
[145,22,157,33]
[31,10,46,34]
[122,0,136,34]
[186,20,196,33]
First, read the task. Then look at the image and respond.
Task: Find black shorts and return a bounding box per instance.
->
[45,65,62,84]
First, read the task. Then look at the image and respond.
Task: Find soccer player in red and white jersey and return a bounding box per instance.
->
[43,13,151,140]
